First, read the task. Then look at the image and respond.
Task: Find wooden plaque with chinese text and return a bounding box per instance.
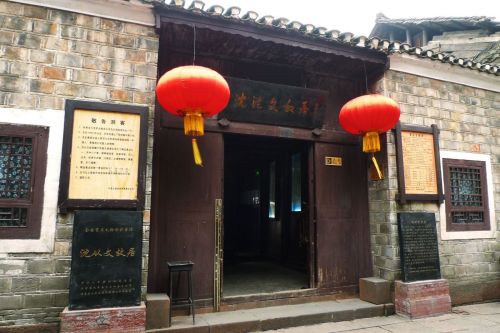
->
[394,123,443,204]
[59,100,148,210]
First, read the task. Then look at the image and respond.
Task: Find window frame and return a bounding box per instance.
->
[443,158,490,232]
[0,123,48,239]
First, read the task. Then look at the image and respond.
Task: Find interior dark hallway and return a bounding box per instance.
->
[223,135,310,297]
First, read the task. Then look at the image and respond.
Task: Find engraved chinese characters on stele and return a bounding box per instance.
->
[68,110,140,200]
[69,211,142,310]
[397,212,441,282]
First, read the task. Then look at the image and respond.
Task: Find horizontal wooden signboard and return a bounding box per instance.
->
[219,77,328,129]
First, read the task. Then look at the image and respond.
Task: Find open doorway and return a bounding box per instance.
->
[223,134,310,297]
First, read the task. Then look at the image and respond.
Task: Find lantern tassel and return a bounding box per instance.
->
[371,154,383,180]
[363,131,381,153]
[192,138,203,167]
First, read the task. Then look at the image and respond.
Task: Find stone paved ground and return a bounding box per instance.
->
[258,302,500,333]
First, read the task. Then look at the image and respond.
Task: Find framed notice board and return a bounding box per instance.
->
[394,123,443,204]
[58,100,148,211]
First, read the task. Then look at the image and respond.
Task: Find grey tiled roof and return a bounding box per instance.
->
[151,0,499,75]
[374,14,496,26]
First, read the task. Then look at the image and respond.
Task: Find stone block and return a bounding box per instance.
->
[60,303,146,333]
[41,66,66,80]
[27,259,55,274]
[24,293,53,308]
[61,25,85,39]
[44,36,69,51]
[83,57,109,71]
[133,92,153,104]
[101,19,123,31]
[76,15,99,28]
[53,292,69,307]
[81,86,107,99]
[146,293,170,329]
[72,41,99,55]
[49,10,76,24]
[113,35,135,47]
[0,1,23,14]
[97,73,124,87]
[53,241,71,256]
[0,76,27,93]
[134,63,157,77]
[359,277,391,305]
[0,278,12,293]
[124,23,156,37]
[55,259,71,274]
[0,323,59,333]
[15,33,42,48]
[33,21,58,35]
[110,89,132,102]
[2,46,28,61]
[23,5,48,19]
[110,60,133,74]
[56,53,83,67]
[87,30,111,44]
[30,80,55,94]
[395,279,451,319]
[8,93,37,108]
[3,16,30,30]
[56,225,73,240]
[39,95,64,109]
[55,82,80,97]
[0,295,23,310]
[126,50,146,62]
[40,276,69,291]
[137,38,159,51]
[12,277,40,292]
[0,31,14,44]
[30,49,55,63]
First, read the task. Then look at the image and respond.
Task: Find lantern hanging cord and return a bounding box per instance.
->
[362,61,368,93]
[192,24,196,65]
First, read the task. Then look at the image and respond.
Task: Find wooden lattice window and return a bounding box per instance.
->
[443,158,490,232]
[0,123,48,239]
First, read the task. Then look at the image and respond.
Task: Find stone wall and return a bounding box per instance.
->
[369,67,500,304]
[0,0,158,327]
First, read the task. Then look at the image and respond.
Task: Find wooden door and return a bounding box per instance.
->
[148,129,223,300]
[314,143,371,288]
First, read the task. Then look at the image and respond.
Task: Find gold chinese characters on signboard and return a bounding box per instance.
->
[325,156,342,166]
[68,110,140,200]
[401,131,438,195]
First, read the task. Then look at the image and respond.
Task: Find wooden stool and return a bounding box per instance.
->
[167,261,194,326]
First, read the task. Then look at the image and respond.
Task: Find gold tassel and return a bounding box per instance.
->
[192,138,203,167]
[363,131,381,153]
[371,154,383,180]
[184,112,204,136]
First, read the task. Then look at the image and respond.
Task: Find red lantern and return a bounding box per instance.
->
[339,94,400,178]
[156,65,230,166]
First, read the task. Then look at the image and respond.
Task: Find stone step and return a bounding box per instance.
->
[147,298,394,333]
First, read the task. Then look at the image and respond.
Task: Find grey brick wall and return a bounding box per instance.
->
[369,69,500,304]
[0,0,157,326]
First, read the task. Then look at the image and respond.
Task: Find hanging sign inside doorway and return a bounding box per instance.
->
[58,100,148,211]
[219,77,328,129]
[325,156,342,166]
